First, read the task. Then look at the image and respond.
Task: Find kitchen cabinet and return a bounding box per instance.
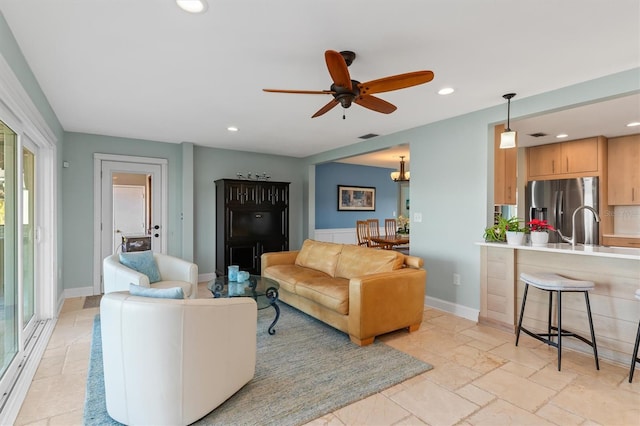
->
[479,245,515,330]
[215,179,289,276]
[494,124,517,205]
[602,235,640,248]
[607,134,640,205]
[527,137,602,180]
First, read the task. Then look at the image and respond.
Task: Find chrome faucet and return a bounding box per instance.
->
[556,205,601,247]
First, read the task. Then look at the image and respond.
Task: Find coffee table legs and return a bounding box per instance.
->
[266,286,280,335]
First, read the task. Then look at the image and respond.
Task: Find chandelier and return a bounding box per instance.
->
[390,156,410,182]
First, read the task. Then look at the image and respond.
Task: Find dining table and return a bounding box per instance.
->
[369,234,410,250]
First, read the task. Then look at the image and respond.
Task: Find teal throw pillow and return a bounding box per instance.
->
[129,284,184,299]
[119,251,161,283]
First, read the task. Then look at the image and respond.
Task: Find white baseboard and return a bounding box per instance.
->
[63,286,95,299]
[198,272,216,283]
[425,295,479,323]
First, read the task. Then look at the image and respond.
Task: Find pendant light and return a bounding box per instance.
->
[390,156,410,182]
[500,93,517,149]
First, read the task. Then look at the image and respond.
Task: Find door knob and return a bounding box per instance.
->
[154,233,159,238]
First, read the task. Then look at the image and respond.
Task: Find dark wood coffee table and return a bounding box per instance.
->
[208,275,280,335]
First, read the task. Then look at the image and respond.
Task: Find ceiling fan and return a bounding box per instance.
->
[263,50,434,118]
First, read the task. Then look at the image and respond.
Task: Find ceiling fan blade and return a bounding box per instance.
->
[325,50,352,90]
[359,71,434,95]
[312,99,339,118]
[263,89,335,95]
[355,95,397,114]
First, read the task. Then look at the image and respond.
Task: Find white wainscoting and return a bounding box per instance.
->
[313,228,358,244]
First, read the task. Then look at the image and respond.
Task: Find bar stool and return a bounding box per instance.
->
[516,272,599,371]
[629,289,640,383]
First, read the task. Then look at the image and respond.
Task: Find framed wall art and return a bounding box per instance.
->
[337,185,376,211]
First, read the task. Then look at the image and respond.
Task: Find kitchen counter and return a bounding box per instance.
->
[478,242,640,365]
[476,241,640,260]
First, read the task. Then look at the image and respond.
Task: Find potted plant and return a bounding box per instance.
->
[483,215,526,244]
[527,219,555,246]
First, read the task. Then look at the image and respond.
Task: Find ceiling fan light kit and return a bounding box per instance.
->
[500,93,517,149]
[263,50,434,118]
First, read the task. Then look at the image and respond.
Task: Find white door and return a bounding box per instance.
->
[113,185,146,248]
[94,155,168,294]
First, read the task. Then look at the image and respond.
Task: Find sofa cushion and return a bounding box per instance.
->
[335,245,404,279]
[119,251,162,283]
[129,284,184,299]
[264,264,330,294]
[295,277,350,315]
[294,240,343,277]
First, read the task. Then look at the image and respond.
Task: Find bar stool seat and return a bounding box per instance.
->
[629,289,640,383]
[516,272,599,371]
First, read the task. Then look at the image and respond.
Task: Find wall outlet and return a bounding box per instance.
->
[413,212,423,222]
[453,273,461,286]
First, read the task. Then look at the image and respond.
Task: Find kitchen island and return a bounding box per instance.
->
[478,242,640,365]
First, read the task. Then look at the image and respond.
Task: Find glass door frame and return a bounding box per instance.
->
[0,54,58,419]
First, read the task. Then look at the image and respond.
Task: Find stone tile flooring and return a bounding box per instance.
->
[14,283,640,425]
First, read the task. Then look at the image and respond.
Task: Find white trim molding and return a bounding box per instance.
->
[425,295,480,323]
[93,153,169,295]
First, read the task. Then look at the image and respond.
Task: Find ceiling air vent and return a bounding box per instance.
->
[358,133,379,140]
[528,132,548,138]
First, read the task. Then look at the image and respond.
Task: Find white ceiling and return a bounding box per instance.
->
[1,0,638,163]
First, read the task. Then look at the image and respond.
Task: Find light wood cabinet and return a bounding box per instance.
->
[527,137,602,180]
[493,124,517,205]
[602,235,640,248]
[479,246,515,331]
[528,143,562,177]
[607,134,640,205]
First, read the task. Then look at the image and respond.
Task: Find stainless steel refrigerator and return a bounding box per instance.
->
[525,177,599,245]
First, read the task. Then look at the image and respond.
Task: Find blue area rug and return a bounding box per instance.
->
[84,303,433,425]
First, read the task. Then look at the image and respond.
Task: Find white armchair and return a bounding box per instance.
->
[103,252,198,298]
[100,291,257,425]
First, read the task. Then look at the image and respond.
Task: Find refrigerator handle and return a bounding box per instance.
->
[556,190,564,229]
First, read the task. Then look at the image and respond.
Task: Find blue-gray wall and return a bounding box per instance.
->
[2,9,639,312]
[306,69,640,311]
[315,162,397,229]
[193,145,306,275]
[0,11,65,298]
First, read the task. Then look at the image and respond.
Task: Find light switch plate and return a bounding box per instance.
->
[413,212,422,222]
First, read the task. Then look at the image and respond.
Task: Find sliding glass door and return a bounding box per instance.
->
[22,146,35,330]
[0,120,18,379]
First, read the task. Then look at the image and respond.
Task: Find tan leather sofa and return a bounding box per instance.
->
[261,239,427,346]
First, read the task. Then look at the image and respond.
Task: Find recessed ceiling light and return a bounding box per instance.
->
[227,126,238,132]
[438,87,454,95]
[556,133,569,139]
[176,0,207,13]
[627,121,640,127]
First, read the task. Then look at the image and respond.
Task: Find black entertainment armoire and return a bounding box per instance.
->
[215,179,290,276]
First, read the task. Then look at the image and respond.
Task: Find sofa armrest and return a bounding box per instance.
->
[261,250,300,275]
[347,268,427,344]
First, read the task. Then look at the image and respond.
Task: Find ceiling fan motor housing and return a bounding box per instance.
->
[331,80,361,108]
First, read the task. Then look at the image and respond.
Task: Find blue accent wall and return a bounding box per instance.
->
[315,162,398,229]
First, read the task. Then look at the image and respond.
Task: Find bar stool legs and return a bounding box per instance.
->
[516,273,599,372]
[630,320,640,383]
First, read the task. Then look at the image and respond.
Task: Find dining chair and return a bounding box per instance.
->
[385,219,397,236]
[367,219,382,248]
[356,220,370,246]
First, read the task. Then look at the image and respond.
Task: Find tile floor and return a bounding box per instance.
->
[14,283,640,426]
